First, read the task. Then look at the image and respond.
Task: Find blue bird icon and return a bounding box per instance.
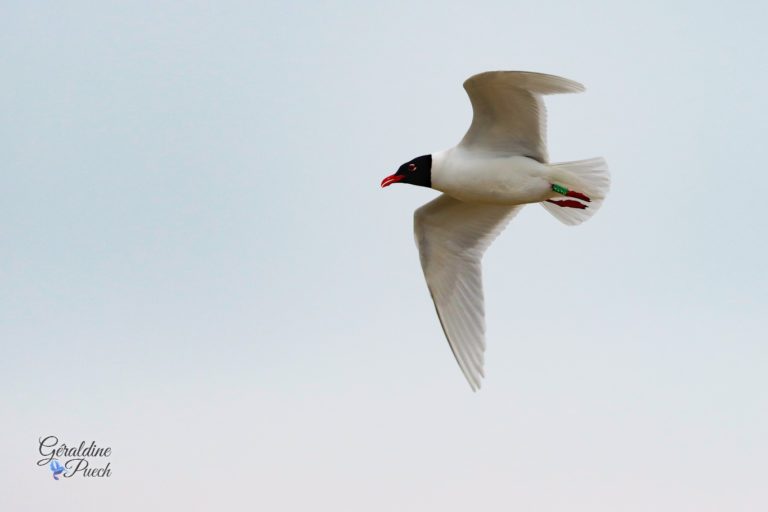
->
[50,459,65,480]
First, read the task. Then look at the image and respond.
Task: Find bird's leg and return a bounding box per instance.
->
[546,199,588,209]
[551,183,591,202]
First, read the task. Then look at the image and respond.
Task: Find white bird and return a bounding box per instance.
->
[381,71,610,391]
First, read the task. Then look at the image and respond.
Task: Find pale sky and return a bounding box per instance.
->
[2,1,767,510]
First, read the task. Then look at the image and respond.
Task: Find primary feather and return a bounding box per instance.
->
[414,195,522,390]
[460,71,584,161]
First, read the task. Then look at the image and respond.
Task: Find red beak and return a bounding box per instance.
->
[380,174,405,188]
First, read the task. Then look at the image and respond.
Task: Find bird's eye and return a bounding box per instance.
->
[408,163,417,172]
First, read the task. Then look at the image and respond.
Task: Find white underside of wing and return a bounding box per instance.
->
[459,71,585,161]
[413,194,523,390]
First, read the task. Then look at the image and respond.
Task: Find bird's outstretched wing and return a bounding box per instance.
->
[413,194,523,390]
[459,71,584,162]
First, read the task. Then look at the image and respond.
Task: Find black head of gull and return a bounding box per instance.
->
[381,154,432,188]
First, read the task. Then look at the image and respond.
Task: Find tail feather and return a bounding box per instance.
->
[542,157,610,226]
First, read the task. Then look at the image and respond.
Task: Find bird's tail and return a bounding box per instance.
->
[541,157,610,226]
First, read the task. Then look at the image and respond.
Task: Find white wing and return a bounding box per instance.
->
[414,194,523,391]
[459,71,584,162]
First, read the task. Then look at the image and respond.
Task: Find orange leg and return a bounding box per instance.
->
[551,184,591,203]
[565,190,590,202]
[546,199,588,209]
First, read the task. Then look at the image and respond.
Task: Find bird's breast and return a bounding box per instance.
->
[432,150,552,205]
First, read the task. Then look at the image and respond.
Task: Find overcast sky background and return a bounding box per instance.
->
[2,1,767,510]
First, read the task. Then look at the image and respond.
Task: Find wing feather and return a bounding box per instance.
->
[413,194,522,390]
[459,71,584,162]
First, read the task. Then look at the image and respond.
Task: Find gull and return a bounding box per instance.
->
[381,71,610,391]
